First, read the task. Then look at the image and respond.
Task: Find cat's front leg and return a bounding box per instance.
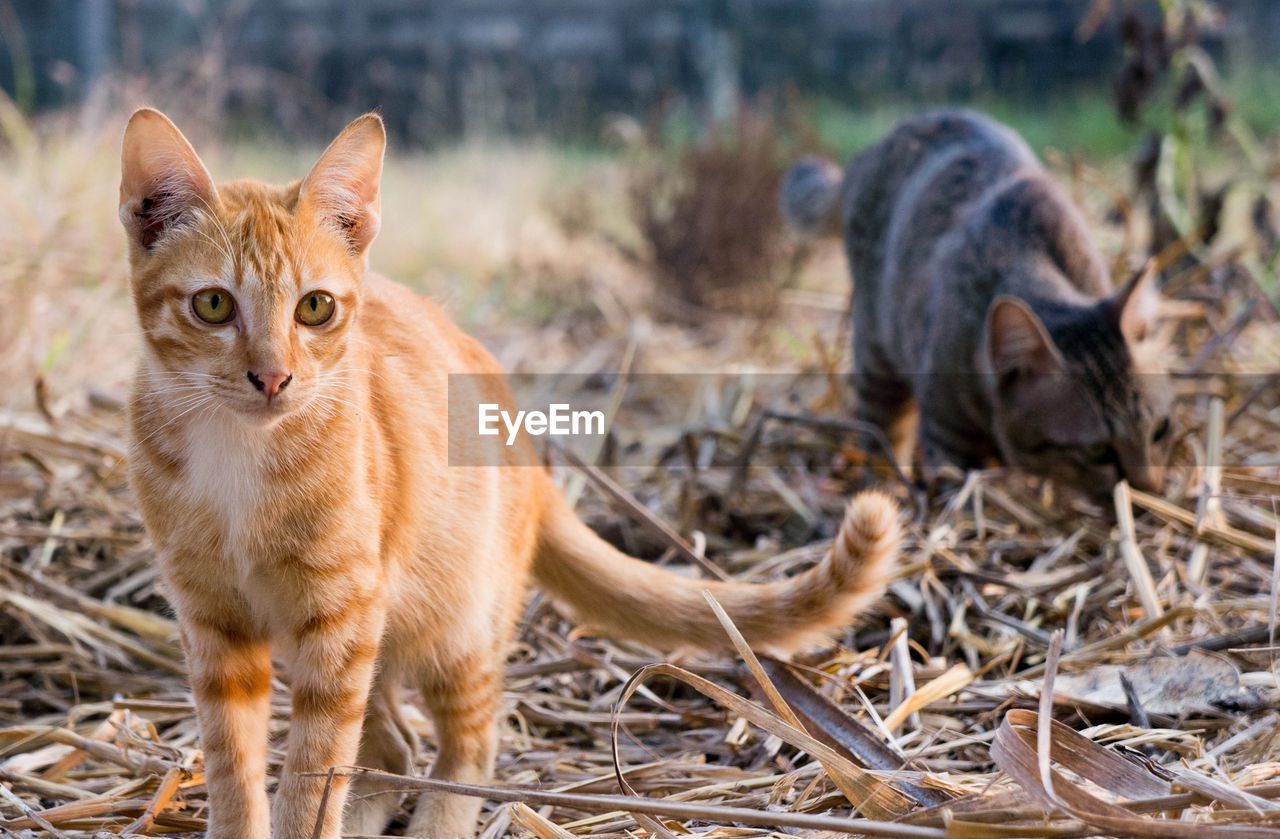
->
[917,417,989,494]
[169,590,273,838]
[272,586,387,839]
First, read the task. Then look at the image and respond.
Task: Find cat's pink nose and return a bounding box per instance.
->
[247,370,293,399]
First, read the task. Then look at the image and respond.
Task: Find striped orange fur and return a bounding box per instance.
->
[120,108,902,839]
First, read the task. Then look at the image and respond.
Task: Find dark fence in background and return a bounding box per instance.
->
[3,0,1278,142]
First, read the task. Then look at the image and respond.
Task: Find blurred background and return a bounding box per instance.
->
[8,0,1280,142]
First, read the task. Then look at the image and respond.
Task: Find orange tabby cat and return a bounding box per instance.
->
[120,108,901,839]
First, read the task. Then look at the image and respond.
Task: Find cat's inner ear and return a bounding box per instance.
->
[986,296,1064,385]
[119,108,217,251]
[1108,260,1160,344]
[298,113,386,255]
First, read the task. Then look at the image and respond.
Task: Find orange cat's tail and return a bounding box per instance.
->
[780,155,845,237]
[533,490,899,655]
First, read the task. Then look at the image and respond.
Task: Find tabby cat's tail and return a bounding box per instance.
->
[533,489,899,655]
[780,155,845,237]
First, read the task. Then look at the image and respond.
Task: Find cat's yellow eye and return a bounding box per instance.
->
[192,288,236,324]
[295,292,335,326]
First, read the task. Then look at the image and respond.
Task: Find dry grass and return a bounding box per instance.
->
[3,104,1280,837]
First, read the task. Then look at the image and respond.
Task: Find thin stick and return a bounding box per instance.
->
[1114,480,1164,620]
[1130,487,1274,555]
[1188,397,1225,587]
[321,769,948,838]
[887,617,919,733]
[310,766,337,839]
[1038,630,1065,802]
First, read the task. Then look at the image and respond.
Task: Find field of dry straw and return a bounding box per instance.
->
[2,100,1280,837]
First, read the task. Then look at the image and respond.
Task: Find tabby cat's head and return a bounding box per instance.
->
[982,266,1174,499]
[119,108,384,423]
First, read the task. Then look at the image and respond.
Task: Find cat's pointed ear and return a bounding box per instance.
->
[986,296,1064,384]
[1108,259,1161,344]
[119,108,218,251]
[298,113,385,256]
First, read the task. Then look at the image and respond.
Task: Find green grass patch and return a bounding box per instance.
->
[805,91,1140,162]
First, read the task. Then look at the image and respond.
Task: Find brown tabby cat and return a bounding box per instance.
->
[782,110,1173,498]
[120,108,901,839]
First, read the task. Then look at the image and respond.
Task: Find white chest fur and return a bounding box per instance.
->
[179,411,266,557]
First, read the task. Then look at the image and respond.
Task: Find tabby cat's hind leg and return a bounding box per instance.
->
[407,653,502,838]
[344,673,417,835]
